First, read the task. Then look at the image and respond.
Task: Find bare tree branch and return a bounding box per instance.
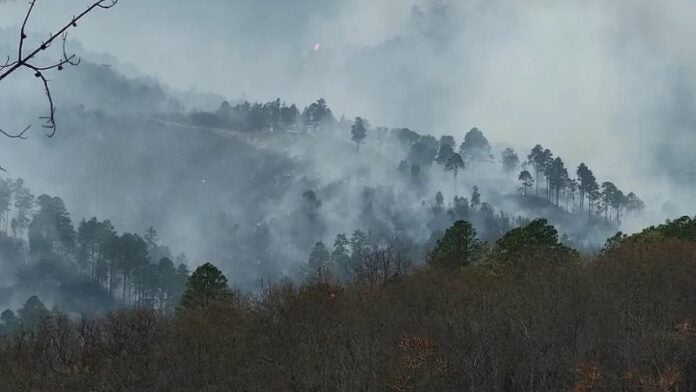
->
[0,0,118,139]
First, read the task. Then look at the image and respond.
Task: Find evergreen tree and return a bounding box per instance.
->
[29,195,76,261]
[625,192,645,217]
[18,295,50,330]
[493,219,575,266]
[470,186,481,210]
[302,98,334,132]
[350,117,368,153]
[501,147,520,174]
[397,128,420,146]
[307,241,332,283]
[459,127,493,165]
[0,178,12,234]
[519,170,534,196]
[436,135,456,166]
[331,234,351,280]
[0,309,18,335]
[444,153,465,196]
[408,135,439,168]
[114,233,149,303]
[434,191,445,213]
[178,263,232,311]
[547,157,569,206]
[577,163,598,217]
[428,220,483,268]
[601,182,618,220]
[11,178,34,236]
[527,145,545,196]
[350,229,370,267]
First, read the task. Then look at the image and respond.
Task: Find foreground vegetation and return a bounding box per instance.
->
[1,217,695,391]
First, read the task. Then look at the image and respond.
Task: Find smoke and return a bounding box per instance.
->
[0,0,694,289]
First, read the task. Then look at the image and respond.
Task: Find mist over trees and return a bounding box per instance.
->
[2,1,695,390]
[0,50,646,311]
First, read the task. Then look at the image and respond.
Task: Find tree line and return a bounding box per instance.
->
[189,98,337,134]
[1,215,695,390]
[0,176,190,316]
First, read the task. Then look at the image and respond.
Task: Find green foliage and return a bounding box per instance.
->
[492,218,576,267]
[602,216,696,255]
[428,220,483,268]
[178,263,233,312]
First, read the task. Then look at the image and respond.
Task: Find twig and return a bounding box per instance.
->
[0,0,118,138]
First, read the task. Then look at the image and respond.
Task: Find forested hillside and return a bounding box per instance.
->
[2,215,696,390]
[3,0,696,390]
[0,54,648,315]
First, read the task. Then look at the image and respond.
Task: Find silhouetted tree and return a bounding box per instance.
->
[350,229,370,270]
[0,310,18,335]
[436,136,456,165]
[625,192,645,217]
[408,135,439,168]
[18,295,49,330]
[460,127,493,165]
[113,233,149,303]
[470,186,481,210]
[331,234,351,280]
[566,178,578,211]
[519,170,534,196]
[351,117,368,153]
[527,145,545,196]
[29,195,75,260]
[444,153,465,195]
[577,163,598,216]
[501,147,520,175]
[547,157,569,206]
[434,191,445,213]
[307,241,332,283]
[397,128,420,146]
[600,182,618,220]
[10,178,33,237]
[302,98,334,132]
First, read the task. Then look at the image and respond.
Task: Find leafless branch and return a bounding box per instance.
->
[0,0,118,139]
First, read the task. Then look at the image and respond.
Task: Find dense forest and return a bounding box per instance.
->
[1,214,696,390]
[0,92,645,315]
[0,175,189,314]
[4,1,695,390]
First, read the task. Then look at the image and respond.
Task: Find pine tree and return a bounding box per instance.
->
[178,263,232,312]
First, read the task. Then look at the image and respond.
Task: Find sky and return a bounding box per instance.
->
[1,0,696,219]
